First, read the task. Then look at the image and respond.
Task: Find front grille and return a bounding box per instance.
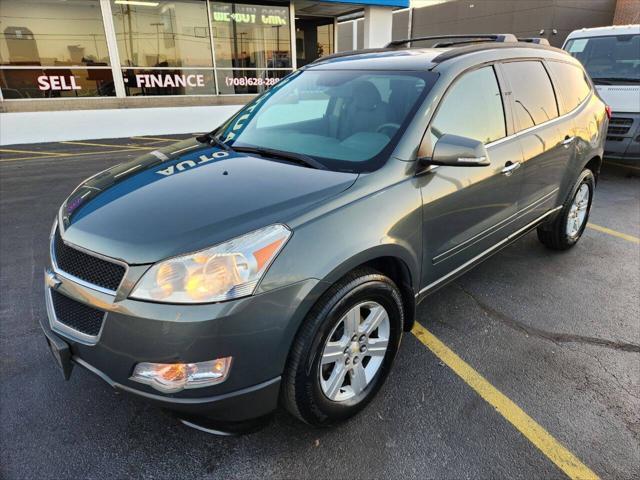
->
[608,117,633,136]
[50,290,105,336]
[53,228,126,292]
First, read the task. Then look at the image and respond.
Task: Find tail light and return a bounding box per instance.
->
[605,105,612,120]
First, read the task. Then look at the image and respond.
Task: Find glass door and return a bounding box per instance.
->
[295,16,334,68]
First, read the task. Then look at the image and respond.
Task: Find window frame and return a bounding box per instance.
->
[498,59,561,133]
[543,59,593,116]
[216,68,440,173]
[209,0,293,71]
[418,62,512,159]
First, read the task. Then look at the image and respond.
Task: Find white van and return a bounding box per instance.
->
[563,25,640,163]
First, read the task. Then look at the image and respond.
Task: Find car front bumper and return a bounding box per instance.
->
[605,112,640,162]
[41,268,321,422]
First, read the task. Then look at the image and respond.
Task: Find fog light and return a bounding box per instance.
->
[130,357,232,393]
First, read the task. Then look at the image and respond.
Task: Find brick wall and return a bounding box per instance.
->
[613,0,640,24]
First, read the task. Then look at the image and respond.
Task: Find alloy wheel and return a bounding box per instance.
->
[319,301,390,402]
[566,183,590,238]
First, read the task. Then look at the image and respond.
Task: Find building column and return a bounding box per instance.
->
[362,6,393,48]
[99,0,126,98]
[289,1,297,69]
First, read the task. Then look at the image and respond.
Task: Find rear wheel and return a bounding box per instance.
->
[282,268,403,426]
[537,169,595,250]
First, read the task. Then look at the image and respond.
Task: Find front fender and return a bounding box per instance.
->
[257,177,423,296]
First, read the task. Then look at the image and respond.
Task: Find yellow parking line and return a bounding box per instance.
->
[0,148,65,157]
[587,223,640,244]
[65,147,154,156]
[411,322,599,480]
[133,136,179,142]
[0,147,154,163]
[0,154,64,162]
[60,141,152,150]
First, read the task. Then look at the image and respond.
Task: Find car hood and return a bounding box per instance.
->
[595,85,640,113]
[60,138,358,264]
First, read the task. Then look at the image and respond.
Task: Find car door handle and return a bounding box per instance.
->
[561,135,575,146]
[501,161,521,176]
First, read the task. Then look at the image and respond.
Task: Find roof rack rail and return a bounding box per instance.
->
[518,37,550,45]
[386,34,518,48]
[431,41,565,63]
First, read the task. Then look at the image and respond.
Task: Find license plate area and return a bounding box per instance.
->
[44,330,73,380]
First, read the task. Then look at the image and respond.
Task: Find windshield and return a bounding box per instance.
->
[565,34,640,84]
[214,69,437,172]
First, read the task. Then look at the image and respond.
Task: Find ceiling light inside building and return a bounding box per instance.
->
[114,1,160,7]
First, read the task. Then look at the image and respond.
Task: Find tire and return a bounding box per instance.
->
[282,268,404,426]
[537,169,595,250]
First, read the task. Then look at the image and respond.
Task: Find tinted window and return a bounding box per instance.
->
[0,0,109,67]
[502,61,559,131]
[210,2,292,69]
[547,61,591,114]
[111,0,212,68]
[430,66,506,145]
[565,34,640,85]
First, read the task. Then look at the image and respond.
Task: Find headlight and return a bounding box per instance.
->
[130,357,232,393]
[130,224,291,304]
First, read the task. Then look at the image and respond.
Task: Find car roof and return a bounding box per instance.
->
[564,24,640,41]
[306,42,568,71]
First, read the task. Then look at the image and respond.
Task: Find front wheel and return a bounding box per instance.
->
[282,268,403,426]
[537,169,595,250]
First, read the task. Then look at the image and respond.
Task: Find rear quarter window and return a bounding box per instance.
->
[546,61,592,114]
[502,61,559,131]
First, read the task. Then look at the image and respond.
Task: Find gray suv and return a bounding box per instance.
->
[41,34,607,432]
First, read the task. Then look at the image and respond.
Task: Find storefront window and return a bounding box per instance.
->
[295,17,333,68]
[0,0,109,66]
[0,0,113,99]
[0,68,115,99]
[216,68,288,94]
[0,0,296,99]
[123,68,216,96]
[210,2,291,69]
[111,0,212,68]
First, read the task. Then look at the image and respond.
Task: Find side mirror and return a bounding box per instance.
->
[418,134,490,171]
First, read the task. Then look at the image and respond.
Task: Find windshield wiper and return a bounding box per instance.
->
[196,132,235,152]
[592,77,640,84]
[233,146,326,170]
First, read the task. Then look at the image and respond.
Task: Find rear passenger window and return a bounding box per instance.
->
[430,66,506,145]
[502,61,559,131]
[546,61,591,114]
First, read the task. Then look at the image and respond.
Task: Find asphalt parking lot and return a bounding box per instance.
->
[1,137,638,479]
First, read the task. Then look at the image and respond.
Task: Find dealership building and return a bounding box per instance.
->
[0,0,406,144]
[0,0,632,144]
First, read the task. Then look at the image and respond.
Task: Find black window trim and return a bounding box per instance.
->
[417,56,594,159]
[498,58,561,132]
[543,58,594,115]
[418,61,511,159]
[485,57,593,148]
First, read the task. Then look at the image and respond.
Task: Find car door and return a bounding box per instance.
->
[498,60,573,225]
[418,65,525,289]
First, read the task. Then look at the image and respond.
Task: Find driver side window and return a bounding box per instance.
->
[430,66,506,147]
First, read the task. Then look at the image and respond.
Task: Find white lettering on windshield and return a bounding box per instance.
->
[156,151,229,176]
